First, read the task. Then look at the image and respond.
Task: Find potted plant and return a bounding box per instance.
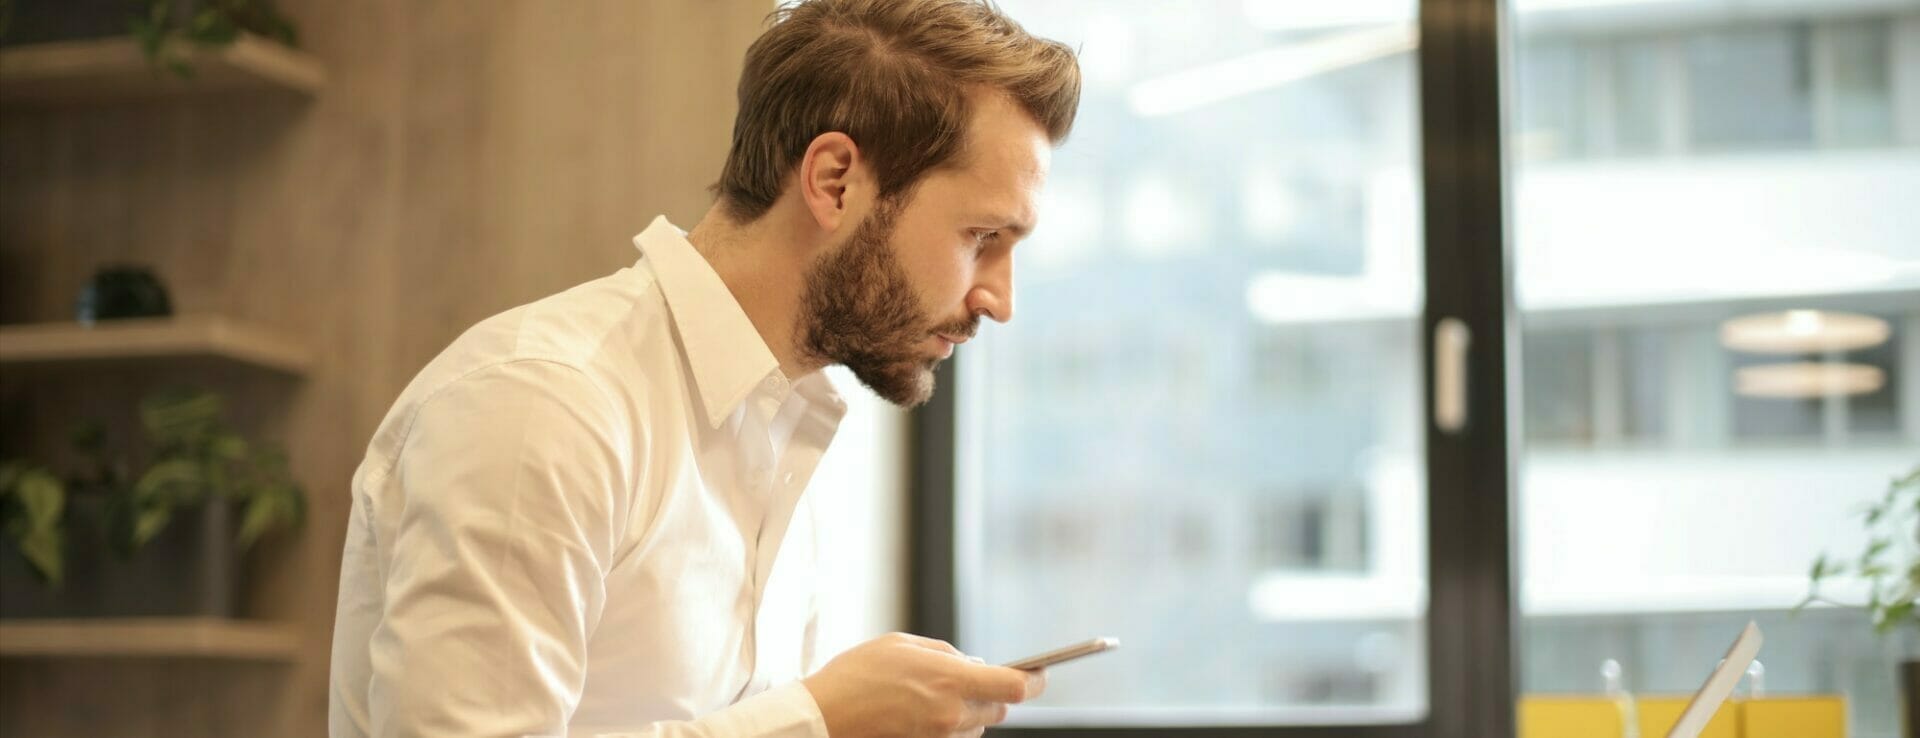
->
[0,0,299,79]
[1801,466,1920,737]
[129,0,300,79]
[0,386,305,617]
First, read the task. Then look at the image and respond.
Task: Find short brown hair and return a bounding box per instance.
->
[713,0,1081,222]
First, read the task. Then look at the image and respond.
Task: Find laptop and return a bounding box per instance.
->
[1665,620,1765,738]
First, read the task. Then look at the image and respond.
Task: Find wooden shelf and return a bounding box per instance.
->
[0,618,298,661]
[0,33,326,106]
[0,316,311,375]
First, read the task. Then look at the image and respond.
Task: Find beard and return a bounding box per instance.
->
[799,200,976,408]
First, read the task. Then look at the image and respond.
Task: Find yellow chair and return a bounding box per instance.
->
[1738,696,1846,738]
[1518,694,1846,738]
[1518,696,1625,738]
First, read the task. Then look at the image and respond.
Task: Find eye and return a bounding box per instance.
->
[971,230,1000,252]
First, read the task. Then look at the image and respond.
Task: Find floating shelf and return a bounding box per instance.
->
[0,315,311,375]
[0,618,299,661]
[0,33,326,106]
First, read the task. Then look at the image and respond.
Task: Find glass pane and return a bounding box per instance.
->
[1511,1,1920,736]
[953,0,1426,725]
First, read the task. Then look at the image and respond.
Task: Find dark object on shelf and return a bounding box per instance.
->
[0,493,239,618]
[76,264,173,323]
[0,0,145,48]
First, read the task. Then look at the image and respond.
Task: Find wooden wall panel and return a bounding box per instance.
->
[0,2,772,734]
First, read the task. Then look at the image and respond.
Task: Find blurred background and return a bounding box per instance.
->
[0,0,1915,736]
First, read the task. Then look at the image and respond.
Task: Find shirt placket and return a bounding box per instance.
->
[738,374,790,694]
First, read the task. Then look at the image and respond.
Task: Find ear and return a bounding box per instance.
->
[798,131,863,234]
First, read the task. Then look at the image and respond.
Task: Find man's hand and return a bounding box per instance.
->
[802,632,1047,738]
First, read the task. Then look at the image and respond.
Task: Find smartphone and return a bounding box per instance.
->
[1001,637,1120,671]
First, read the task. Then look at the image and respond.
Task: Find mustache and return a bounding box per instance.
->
[933,316,979,340]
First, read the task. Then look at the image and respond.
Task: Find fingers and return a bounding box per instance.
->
[957,700,1009,730]
[1022,668,1048,700]
[959,663,1038,703]
[890,632,963,656]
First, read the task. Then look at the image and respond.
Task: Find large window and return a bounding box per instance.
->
[946,0,1429,726]
[912,0,1918,736]
[1511,2,1920,737]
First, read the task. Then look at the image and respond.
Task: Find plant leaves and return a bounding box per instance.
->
[236,480,305,549]
[16,527,62,585]
[140,388,221,447]
[0,461,21,496]
[1860,537,1892,570]
[236,494,277,550]
[135,458,205,505]
[131,507,172,549]
[211,433,248,462]
[1897,466,1920,490]
[186,8,237,46]
[1878,601,1916,635]
[15,469,64,529]
[1809,553,1835,582]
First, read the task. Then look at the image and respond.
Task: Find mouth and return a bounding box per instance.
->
[930,333,968,360]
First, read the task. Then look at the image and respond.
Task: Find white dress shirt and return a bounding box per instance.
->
[330,216,846,738]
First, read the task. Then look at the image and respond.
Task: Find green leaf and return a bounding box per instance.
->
[131,507,172,548]
[135,459,205,505]
[236,495,277,550]
[16,527,62,585]
[1809,553,1835,582]
[0,461,22,496]
[287,482,307,527]
[1860,537,1892,569]
[1877,601,1915,635]
[140,388,222,445]
[15,470,64,529]
[188,9,237,46]
[211,433,248,461]
[1897,466,1920,490]
[236,480,305,549]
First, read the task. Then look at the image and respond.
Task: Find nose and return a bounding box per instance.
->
[966,258,1014,324]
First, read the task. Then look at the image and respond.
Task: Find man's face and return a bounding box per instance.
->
[800,92,1052,407]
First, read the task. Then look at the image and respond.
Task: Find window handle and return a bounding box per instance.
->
[1434,317,1471,434]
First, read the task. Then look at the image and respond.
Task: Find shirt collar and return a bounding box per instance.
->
[634,215,788,429]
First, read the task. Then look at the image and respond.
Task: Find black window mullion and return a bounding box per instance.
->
[1419,0,1519,736]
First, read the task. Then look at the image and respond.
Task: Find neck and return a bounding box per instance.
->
[685,203,824,380]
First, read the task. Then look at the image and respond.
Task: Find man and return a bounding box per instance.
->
[328,1,1081,736]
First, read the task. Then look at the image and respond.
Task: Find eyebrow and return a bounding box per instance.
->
[979,214,1036,239]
